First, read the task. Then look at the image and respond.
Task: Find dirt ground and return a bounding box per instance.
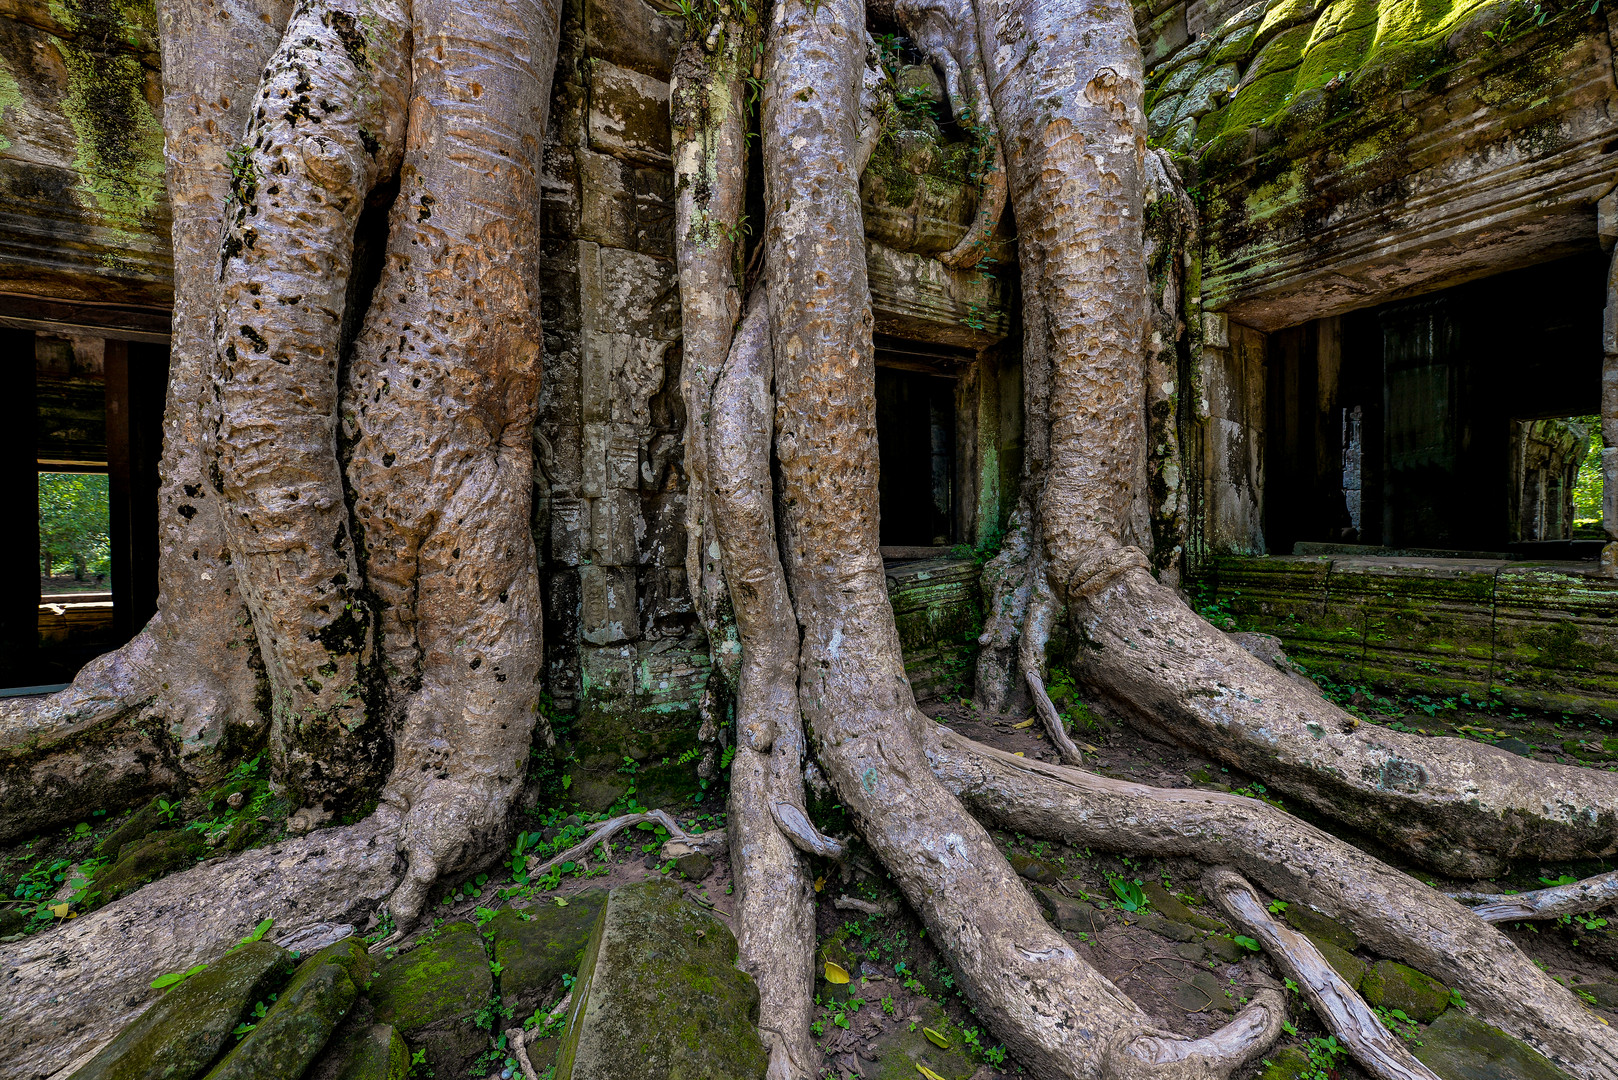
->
[6,668,1618,1079]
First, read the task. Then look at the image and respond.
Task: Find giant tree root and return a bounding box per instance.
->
[927,726,1618,1078]
[760,2,1286,1074]
[711,295,820,1078]
[0,815,403,1080]
[1207,870,1442,1080]
[1067,552,1618,878]
[1452,869,1618,923]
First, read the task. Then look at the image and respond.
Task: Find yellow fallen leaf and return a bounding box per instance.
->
[49,903,69,918]
[1013,752,1025,757]
[1080,743,1101,754]
[923,1027,951,1049]
[916,1066,946,1080]
[1012,717,1037,729]
[824,960,850,984]
[814,875,825,893]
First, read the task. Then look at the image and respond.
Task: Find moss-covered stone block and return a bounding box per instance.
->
[1414,1008,1574,1079]
[570,638,712,810]
[1006,852,1058,885]
[95,797,166,861]
[554,880,768,1080]
[867,1000,977,1080]
[70,940,290,1080]
[1034,886,1098,934]
[1258,1046,1313,1080]
[1282,904,1358,951]
[1141,882,1226,931]
[368,921,492,1033]
[92,828,207,906]
[203,939,361,1080]
[333,1025,410,1080]
[489,890,607,1015]
[1360,959,1449,1023]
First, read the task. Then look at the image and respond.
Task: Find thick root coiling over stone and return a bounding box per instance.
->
[710,298,819,1076]
[760,3,1281,1073]
[1207,871,1441,1080]
[0,815,403,1080]
[1067,560,1618,877]
[929,728,1618,1078]
[1453,869,1618,923]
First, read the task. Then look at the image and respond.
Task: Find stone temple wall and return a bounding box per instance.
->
[0,0,170,308]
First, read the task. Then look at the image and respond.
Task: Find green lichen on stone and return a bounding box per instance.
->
[0,62,22,151]
[334,1025,411,1080]
[1414,1008,1575,1079]
[554,880,767,1080]
[203,939,363,1080]
[488,889,607,1014]
[368,921,493,1034]
[1360,959,1450,1022]
[1258,1047,1314,1080]
[47,0,166,237]
[70,940,290,1080]
[91,828,208,907]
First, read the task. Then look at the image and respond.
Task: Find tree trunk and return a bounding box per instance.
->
[9,0,1618,1076]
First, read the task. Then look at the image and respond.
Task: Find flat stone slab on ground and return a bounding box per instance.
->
[553,879,768,1080]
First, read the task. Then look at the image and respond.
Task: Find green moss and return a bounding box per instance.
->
[554,882,766,1080]
[334,1025,411,1080]
[488,890,606,1014]
[203,944,360,1080]
[0,63,22,151]
[1361,959,1450,1023]
[70,941,291,1080]
[48,0,165,239]
[368,921,493,1034]
[91,829,207,907]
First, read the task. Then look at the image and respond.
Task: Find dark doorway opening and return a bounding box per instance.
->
[0,323,168,689]
[1264,251,1606,556]
[876,364,957,549]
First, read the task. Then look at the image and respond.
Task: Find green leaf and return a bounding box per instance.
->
[243,917,274,945]
[151,963,209,990]
[923,1027,951,1049]
[1109,876,1147,912]
[1233,935,1261,952]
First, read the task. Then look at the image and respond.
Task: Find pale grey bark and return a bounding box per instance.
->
[212,0,410,814]
[343,0,560,922]
[761,3,1281,1075]
[1453,869,1618,923]
[1207,870,1444,1080]
[928,728,1618,1079]
[713,295,818,1079]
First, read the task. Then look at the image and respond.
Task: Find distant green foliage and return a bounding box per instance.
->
[1573,415,1604,524]
[38,471,110,582]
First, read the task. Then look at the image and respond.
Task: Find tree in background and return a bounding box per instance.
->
[37,472,110,584]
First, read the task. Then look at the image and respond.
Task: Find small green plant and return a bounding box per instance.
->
[1232,935,1261,952]
[157,799,179,823]
[1376,1006,1422,1044]
[1108,875,1148,912]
